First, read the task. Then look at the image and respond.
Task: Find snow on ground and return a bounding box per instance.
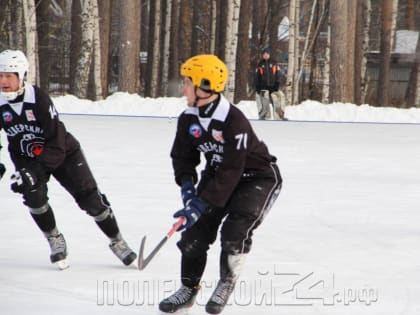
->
[0,94,419,315]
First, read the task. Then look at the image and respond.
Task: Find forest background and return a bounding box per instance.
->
[0,0,419,107]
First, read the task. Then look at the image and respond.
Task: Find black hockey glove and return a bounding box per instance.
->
[0,163,5,180]
[173,197,208,231]
[181,180,196,207]
[11,167,44,194]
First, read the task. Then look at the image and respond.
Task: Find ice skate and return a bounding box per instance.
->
[159,285,199,313]
[109,237,137,266]
[205,279,235,314]
[46,233,69,270]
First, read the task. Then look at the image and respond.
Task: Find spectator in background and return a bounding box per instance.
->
[255,47,287,120]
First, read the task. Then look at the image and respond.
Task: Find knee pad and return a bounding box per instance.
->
[22,186,48,208]
[221,213,255,254]
[76,190,110,217]
[177,235,210,258]
[221,239,252,255]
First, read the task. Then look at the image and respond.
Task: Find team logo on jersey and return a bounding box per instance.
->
[212,129,224,143]
[2,111,13,123]
[25,110,36,122]
[189,124,202,138]
[20,134,45,158]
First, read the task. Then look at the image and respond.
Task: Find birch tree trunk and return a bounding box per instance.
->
[150,0,162,97]
[73,0,95,98]
[224,0,240,100]
[286,0,297,105]
[390,0,399,51]
[297,0,317,92]
[161,0,173,96]
[292,0,300,104]
[91,0,102,100]
[360,0,371,104]
[22,0,38,85]
[210,0,217,53]
[321,20,330,103]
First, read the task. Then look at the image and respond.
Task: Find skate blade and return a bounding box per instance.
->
[55,259,70,270]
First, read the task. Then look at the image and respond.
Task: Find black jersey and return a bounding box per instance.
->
[170,94,276,208]
[0,85,79,171]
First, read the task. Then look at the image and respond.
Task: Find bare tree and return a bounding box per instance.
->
[70,0,96,98]
[390,0,399,50]
[179,0,192,62]
[210,0,217,53]
[329,0,357,103]
[406,0,415,30]
[161,0,173,96]
[8,1,25,50]
[377,0,392,106]
[405,34,420,107]
[235,0,251,103]
[98,0,111,97]
[36,0,50,91]
[286,0,299,104]
[358,0,371,104]
[224,0,240,100]
[118,0,140,93]
[321,17,330,103]
[297,0,317,99]
[191,0,212,54]
[91,0,102,99]
[22,0,38,85]
[168,0,180,96]
[2,0,418,105]
[139,0,150,95]
[145,0,162,97]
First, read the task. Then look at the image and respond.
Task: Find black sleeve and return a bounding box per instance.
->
[33,87,68,171]
[170,113,201,186]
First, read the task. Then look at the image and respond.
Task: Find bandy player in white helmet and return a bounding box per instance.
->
[0,49,136,269]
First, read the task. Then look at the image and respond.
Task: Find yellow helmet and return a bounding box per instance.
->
[180,54,228,93]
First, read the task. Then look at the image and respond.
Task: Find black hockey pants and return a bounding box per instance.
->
[177,162,282,287]
[12,148,109,216]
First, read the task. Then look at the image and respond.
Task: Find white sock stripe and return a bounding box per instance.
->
[93,208,111,222]
[29,203,50,215]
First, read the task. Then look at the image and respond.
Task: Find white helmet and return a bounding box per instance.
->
[0,50,28,101]
[0,49,29,81]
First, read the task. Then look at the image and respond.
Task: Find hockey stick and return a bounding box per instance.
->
[138,217,185,270]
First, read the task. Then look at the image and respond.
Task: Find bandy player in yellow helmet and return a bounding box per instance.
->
[158,54,283,314]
